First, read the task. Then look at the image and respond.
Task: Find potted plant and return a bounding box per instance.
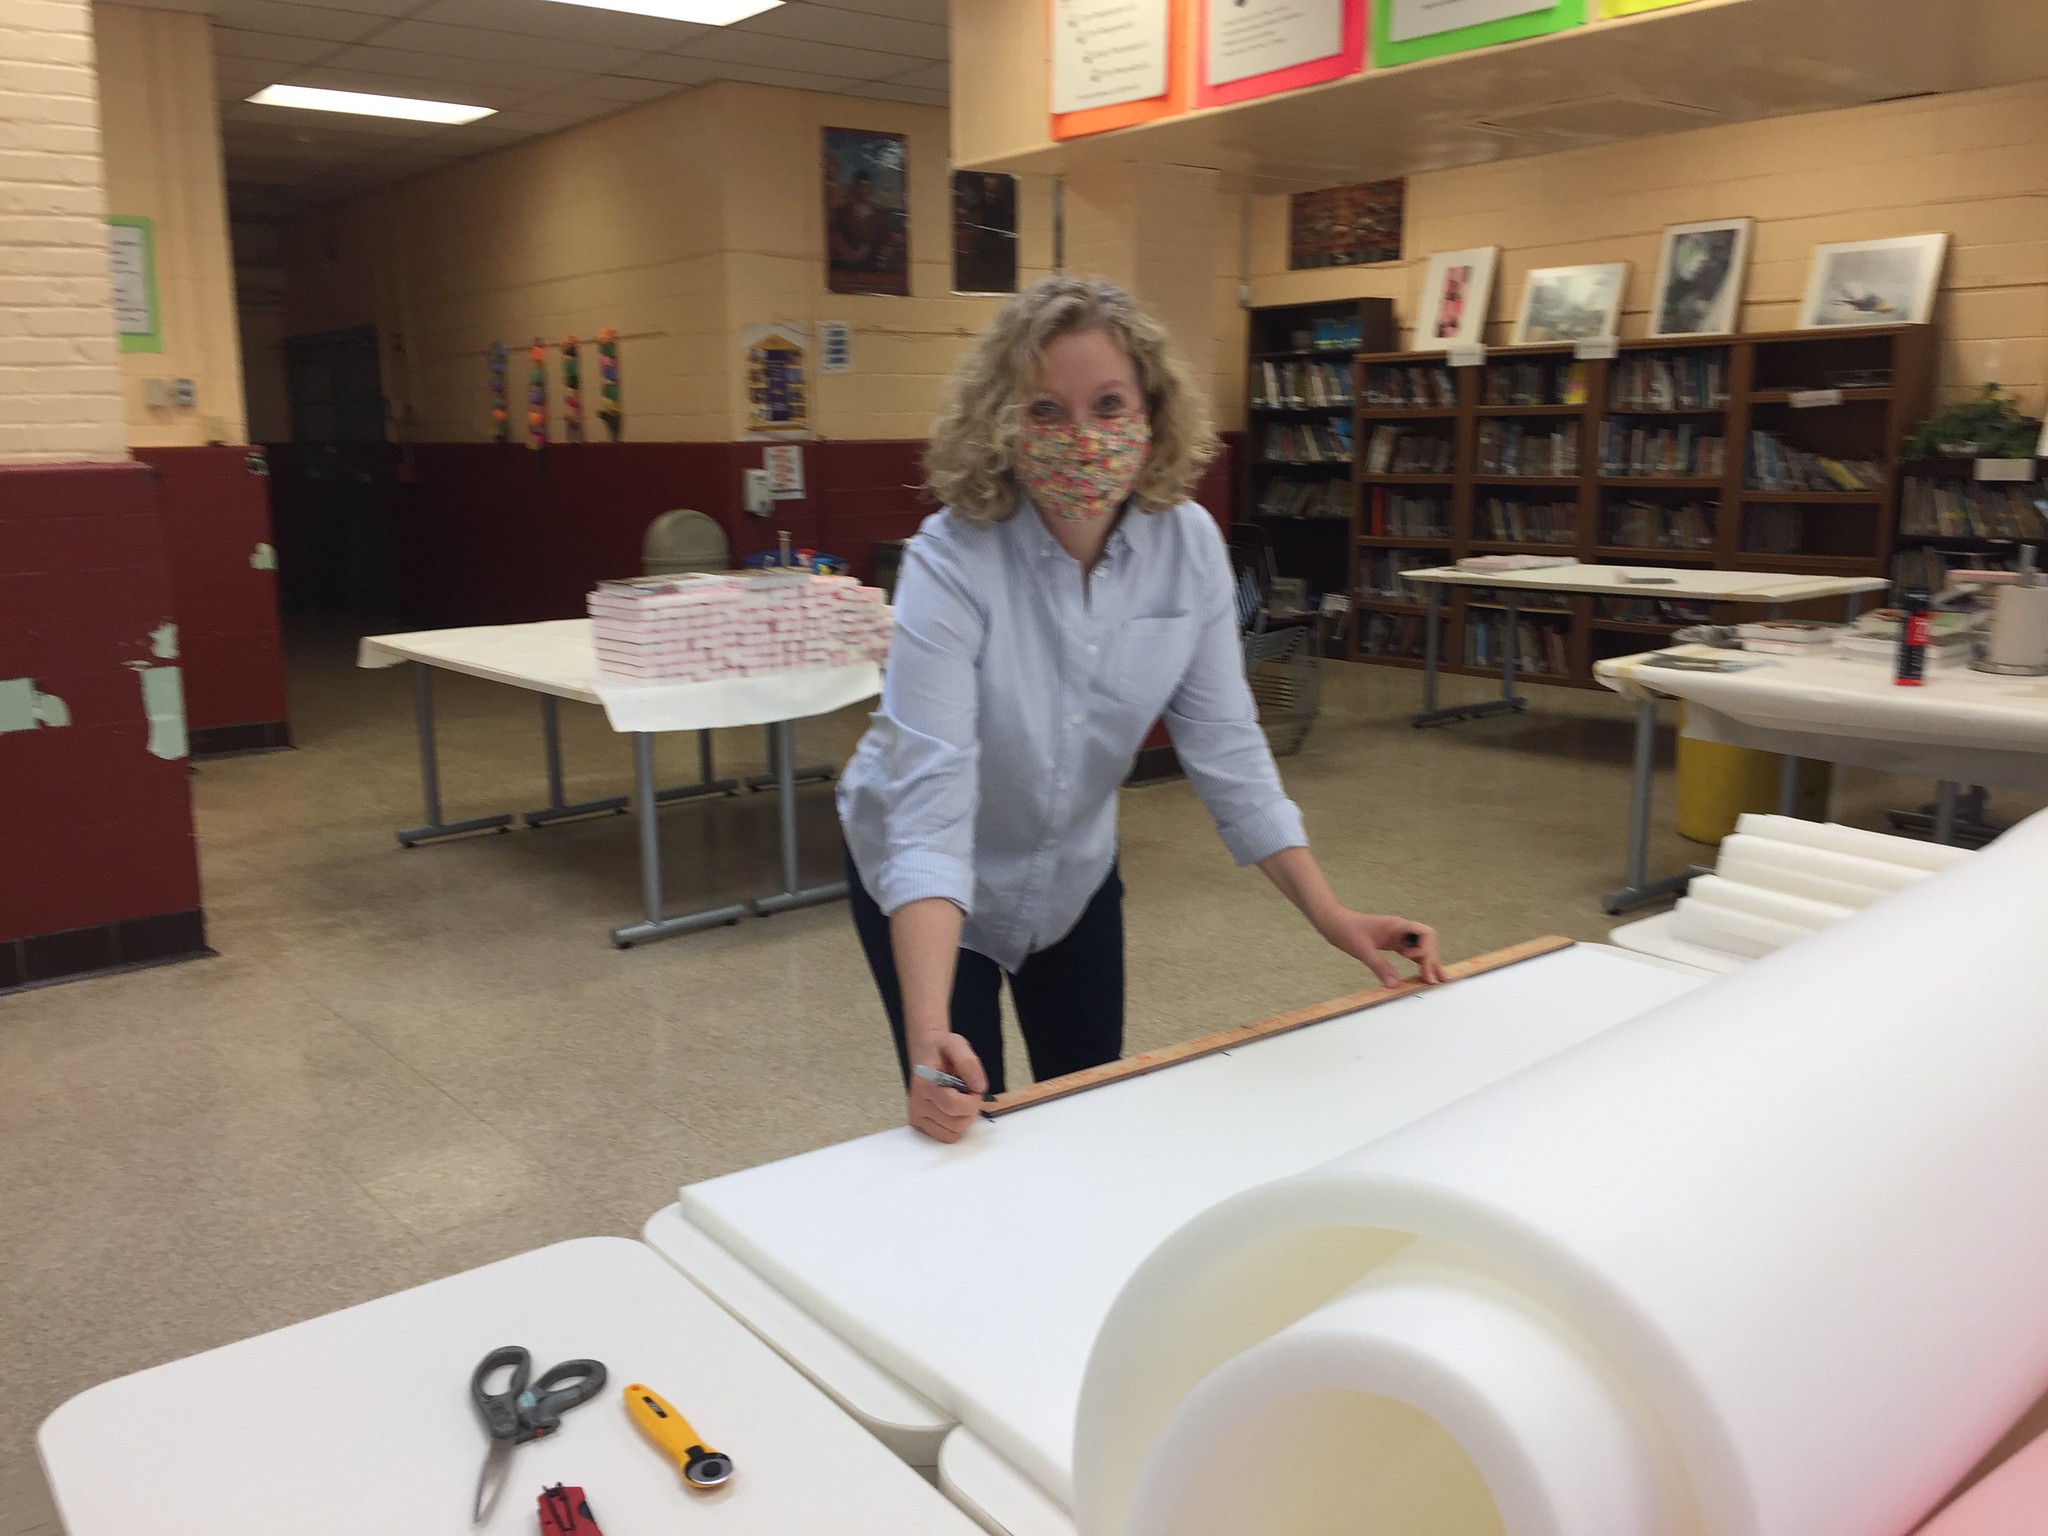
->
[1904,384,2042,460]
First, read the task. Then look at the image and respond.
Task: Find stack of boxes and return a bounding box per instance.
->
[589,571,892,683]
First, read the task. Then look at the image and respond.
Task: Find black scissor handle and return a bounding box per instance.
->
[525,1358,607,1433]
[472,1345,533,1441]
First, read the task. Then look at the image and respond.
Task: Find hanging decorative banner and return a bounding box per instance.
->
[1050,0,1189,141]
[526,339,547,450]
[742,323,811,439]
[561,336,584,442]
[1601,0,1696,13]
[488,342,509,443]
[597,329,622,441]
[1376,0,1582,65]
[1197,0,1364,108]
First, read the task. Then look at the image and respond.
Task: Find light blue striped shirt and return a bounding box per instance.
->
[838,498,1307,972]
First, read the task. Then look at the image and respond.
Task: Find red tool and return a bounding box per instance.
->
[538,1484,603,1535]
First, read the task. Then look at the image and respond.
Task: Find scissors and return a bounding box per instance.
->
[470,1346,607,1524]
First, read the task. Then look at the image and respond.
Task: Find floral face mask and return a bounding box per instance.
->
[1014,415,1151,522]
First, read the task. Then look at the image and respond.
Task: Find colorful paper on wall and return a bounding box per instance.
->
[1197,0,1364,107]
[107,217,161,354]
[1601,0,1696,14]
[742,324,811,439]
[1375,0,1583,65]
[1051,0,1190,141]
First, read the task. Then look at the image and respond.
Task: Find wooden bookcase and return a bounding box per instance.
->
[1342,324,1936,687]
[1242,298,1398,612]
[1892,455,2048,595]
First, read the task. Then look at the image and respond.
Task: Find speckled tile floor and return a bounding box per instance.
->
[4,628,2033,1530]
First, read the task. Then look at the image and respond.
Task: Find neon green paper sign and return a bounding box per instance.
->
[1602,0,1696,13]
[1375,0,1585,66]
[106,215,161,354]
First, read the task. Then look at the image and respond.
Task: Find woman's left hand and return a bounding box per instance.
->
[1318,910,1445,988]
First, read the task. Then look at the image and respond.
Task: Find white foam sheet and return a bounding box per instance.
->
[1733,813,1971,873]
[1077,809,2048,1536]
[677,947,1703,1510]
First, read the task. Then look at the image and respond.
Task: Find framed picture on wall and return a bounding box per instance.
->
[824,127,909,297]
[1413,246,1498,349]
[1511,262,1629,345]
[1797,234,1948,329]
[952,170,1018,295]
[1649,218,1751,337]
[1288,178,1404,271]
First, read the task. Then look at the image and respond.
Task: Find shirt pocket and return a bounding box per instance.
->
[1109,612,1197,712]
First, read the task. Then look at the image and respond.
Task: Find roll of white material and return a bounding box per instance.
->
[1985,582,2048,672]
[1670,893,1811,958]
[1715,833,1926,899]
[1077,808,2048,1536]
[1734,813,1970,873]
[1711,843,1896,910]
[1682,874,1854,932]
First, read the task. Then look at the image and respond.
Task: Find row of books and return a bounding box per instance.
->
[1363,488,1452,538]
[1293,315,1367,351]
[1362,363,1458,407]
[1485,360,1589,407]
[1608,351,1730,411]
[1365,426,1455,475]
[1358,611,1435,660]
[1260,419,1353,465]
[1599,422,1728,478]
[1465,613,1571,677]
[1252,360,1353,410]
[1461,585,1572,613]
[1255,477,1351,520]
[1596,597,1715,626]
[1359,549,1444,597]
[1745,431,1884,492]
[1893,546,2032,596]
[1476,497,1578,544]
[1899,478,2048,540]
[1741,505,1804,554]
[1604,499,1716,550]
[1477,421,1580,476]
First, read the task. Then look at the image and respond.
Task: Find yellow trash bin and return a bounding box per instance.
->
[1675,705,1830,845]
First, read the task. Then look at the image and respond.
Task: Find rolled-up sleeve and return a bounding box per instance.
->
[1162,518,1308,866]
[868,535,986,915]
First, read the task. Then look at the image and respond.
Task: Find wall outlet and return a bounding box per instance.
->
[172,378,196,407]
[742,468,773,516]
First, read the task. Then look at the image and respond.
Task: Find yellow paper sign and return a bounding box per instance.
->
[1601,0,1695,13]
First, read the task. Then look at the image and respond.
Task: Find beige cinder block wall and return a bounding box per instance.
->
[283,81,1056,444]
[1,0,124,464]
[94,3,246,446]
[1246,79,2048,412]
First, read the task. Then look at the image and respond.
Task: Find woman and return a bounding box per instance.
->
[839,277,1444,1143]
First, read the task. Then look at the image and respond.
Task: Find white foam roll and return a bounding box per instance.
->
[1076,808,2048,1536]
[1734,814,1970,873]
[1684,874,1854,932]
[1669,894,1808,958]
[1715,833,1926,898]
[1712,844,1893,910]
[1986,583,2048,671]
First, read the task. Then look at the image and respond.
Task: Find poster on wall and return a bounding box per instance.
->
[763,444,806,500]
[1601,0,1698,14]
[1376,0,1583,67]
[1511,263,1629,345]
[106,216,161,354]
[1289,179,1404,271]
[1649,218,1751,337]
[952,170,1019,295]
[1198,0,1364,108]
[1414,247,1498,349]
[742,323,811,438]
[1796,234,1948,329]
[824,128,909,297]
[1050,0,1189,141]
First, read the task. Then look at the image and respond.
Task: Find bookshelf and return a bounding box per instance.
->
[1344,324,1936,686]
[1244,298,1398,615]
[1891,457,2048,596]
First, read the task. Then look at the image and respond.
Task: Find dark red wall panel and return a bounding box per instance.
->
[0,461,204,948]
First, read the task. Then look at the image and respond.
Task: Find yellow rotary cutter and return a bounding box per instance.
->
[624,1383,735,1489]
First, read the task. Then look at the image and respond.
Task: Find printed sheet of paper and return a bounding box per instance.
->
[1051,0,1171,114]
[1388,0,1551,43]
[1206,0,1345,87]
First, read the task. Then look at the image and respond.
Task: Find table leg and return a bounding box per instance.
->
[1886,784,2004,848]
[397,663,513,847]
[1500,591,1521,705]
[743,722,834,793]
[753,718,849,916]
[1776,754,1802,817]
[1934,780,1959,846]
[1412,584,1528,728]
[611,731,749,948]
[1420,585,1442,715]
[526,703,741,828]
[1602,695,1699,914]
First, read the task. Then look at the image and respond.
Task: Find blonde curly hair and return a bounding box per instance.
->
[925,276,1217,522]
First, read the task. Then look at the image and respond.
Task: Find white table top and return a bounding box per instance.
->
[358,618,881,734]
[1401,563,1889,603]
[38,1238,980,1536]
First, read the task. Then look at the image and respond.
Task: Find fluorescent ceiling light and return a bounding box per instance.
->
[247,84,496,125]
[541,0,782,22]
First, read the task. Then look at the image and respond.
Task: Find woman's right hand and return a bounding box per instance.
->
[908,1032,988,1143]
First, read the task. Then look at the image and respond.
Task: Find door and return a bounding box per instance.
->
[279,327,396,616]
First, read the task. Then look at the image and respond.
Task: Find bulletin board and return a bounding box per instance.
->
[1373,0,1584,67]
[1050,0,1191,142]
[1195,0,1366,109]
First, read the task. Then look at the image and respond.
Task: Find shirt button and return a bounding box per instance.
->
[1068,713,1082,725]
[1087,643,1098,655]
[1056,777,1069,789]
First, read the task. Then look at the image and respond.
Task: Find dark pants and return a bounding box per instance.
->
[846,851,1125,1097]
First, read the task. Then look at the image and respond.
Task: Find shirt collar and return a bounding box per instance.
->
[1012,495,1137,564]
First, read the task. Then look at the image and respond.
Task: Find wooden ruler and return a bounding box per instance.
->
[982,934,1575,1119]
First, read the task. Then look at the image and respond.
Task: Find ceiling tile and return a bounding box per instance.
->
[227,94,461,133]
[512,92,631,123]
[212,26,348,64]
[736,1,945,59]
[571,72,685,102]
[612,51,722,84]
[370,16,645,72]
[208,0,391,43]
[409,0,711,54]
[105,0,216,13]
[307,44,583,94]
[680,30,914,80]
[690,59,864,92]
[882,58,945,90]
[836,78,943,106]
[806,0,945,22]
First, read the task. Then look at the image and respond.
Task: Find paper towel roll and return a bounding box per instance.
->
[1078,809,2048,1536]
[1734,813,1970,873]
[1985,583,2048,672]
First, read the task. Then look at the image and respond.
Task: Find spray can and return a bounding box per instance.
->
[1894,587,1930,687]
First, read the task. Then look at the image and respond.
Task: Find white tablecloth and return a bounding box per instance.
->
[1402,565,1889,603]
[1597,646,2048,792]
[358,618,882,734]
